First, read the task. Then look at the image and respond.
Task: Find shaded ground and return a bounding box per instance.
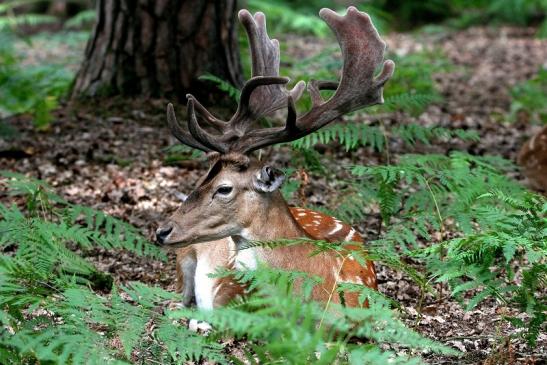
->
[1,25,546,364]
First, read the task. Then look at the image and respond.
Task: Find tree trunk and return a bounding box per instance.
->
[71,0,242,103]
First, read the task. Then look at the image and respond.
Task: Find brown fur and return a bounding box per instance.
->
[518,125,547,193]
[175,240,245,307]
[175,207,376,308]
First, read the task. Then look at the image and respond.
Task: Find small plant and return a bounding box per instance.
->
[64,9,96,30]
[510,68,547,124]
[0,31,73,130]
[448,0,547,34]
[199,73,241,102]
[415,191,546,346]
[0,0,57,31]
[163,144,203,166]
[292,121,479,153]
[0,172,226,364]
[340,153,546,345]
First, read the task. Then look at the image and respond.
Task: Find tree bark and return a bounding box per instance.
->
[71,0,242,103]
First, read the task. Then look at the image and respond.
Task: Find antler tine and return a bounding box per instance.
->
[184,78,290,153]
[186,96,229,153]
[231,10,306,130]
[229,95,298,153]
[233,6,395,154]
[190,97,227,132]
[231,76,292,130]
[313,6,395,114]
[166,103,213,152]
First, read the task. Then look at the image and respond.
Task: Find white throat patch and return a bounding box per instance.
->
[232,230,259,270]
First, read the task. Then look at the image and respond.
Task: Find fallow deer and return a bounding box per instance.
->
[156,7,395,309]
[518,125,547,193]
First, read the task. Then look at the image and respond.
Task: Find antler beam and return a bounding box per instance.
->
[167,6,394,155]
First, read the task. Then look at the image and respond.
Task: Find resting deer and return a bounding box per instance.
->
[156,7,394,309]
[518,125,547,193]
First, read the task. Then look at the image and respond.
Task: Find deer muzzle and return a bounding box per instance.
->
[156,225,174,245]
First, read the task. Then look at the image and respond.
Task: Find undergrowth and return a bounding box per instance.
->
[244,0,547,36]
[0,0,92,133]
[446,0,547,36]
[0,1,57,31]
[246,0,390,36]
[0,172,458,364]
[0,31,73,130]
[509,67,547,124]
[414,191,546,346]
[300,150,546,347]
[2,1,545,363]
[190,9,546,356]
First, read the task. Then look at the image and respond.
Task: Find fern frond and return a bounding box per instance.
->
[198,73,240,102]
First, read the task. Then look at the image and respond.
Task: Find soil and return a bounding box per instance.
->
[1,25,546,364]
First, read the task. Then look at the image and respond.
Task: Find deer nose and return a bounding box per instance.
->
[156,226,173,244]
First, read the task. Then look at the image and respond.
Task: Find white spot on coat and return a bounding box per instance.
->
[329,221,344,234]
[344,228,356,241]
[332,267,341,283]
[213,283,223,300]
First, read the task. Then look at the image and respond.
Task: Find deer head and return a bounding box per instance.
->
[156,7,394,247]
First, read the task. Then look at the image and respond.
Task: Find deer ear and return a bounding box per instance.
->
[253,166,285,192]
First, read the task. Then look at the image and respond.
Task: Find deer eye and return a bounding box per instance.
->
[215,186,233,196]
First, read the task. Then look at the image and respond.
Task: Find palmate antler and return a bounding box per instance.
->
[167,6,394,154]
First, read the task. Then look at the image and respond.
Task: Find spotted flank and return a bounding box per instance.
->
[289,207,362,243]
[289,206,378,293]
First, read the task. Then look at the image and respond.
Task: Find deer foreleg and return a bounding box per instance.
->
[176,246,197,307]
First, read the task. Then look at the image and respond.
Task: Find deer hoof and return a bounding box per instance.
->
[188,319,212,334]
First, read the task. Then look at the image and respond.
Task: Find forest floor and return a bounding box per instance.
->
[1,25,546,364]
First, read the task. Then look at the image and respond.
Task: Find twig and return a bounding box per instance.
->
[423,176,447,302]
[442,334,498,342]
[318,252,349,330]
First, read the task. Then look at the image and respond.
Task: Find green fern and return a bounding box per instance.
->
[0,31,73,129]
[199,73,241,102]
[64,9,96,29]
[0,171,460,364]
[292,122,478,152]
[509,67,547,124]
[412,191,546,345]
[171,264,457,364]
[0,0,58,31]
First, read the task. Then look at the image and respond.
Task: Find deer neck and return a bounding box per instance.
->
[231,191,306,251]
